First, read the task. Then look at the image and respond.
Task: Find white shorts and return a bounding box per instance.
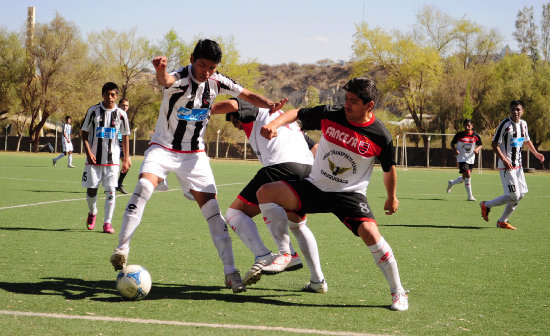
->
[499,168,528,197]
[62,141,73,153]
[140,145,217,194]
[81,165,119,189]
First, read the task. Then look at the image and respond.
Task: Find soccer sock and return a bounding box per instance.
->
[368,237,405,295]
[86,194,97,215]
[225,207,271,258]
[499,202,519,223]
[201,199,236,275]
[54,153,65,161]
[118,171,127,187]
[451,176,464,185]
[67,154,73,166]
[464,178,473,197]
[259,203,291,255]
[485,195,514,208]
[104,187,116,224]
[288,219,324,283]
[117,178,154,252]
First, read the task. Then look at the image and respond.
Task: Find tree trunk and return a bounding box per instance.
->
[16,134,23,152]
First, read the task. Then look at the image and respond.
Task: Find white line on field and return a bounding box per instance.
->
[0,183,244,211]
[0,176,81,184]
[0,310,384,336]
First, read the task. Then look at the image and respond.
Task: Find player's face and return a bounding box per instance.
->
[464,122,473,133]
[510,104,524,123]
[102,89,118,109]
[66,118,72,124]
[230,115,243,130]
[344,91,373,123]
[190,56,218,83]
[120,101,129,111]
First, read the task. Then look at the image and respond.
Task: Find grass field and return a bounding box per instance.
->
[1,152,549,335]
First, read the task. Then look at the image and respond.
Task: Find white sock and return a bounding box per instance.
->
[464,178,473,197]
[485,195,514,208]
[225,208,271,258]
[202,199,236,275]
[117,178,154,252]
[259,203,291,255]
[104,187,116,224]
[499,203,519,223]
[451,176,464,185]
[288,219,324,283]
[54,153,65,161]
[68,154,73,166]
[368,237,404,294]
[86,194,97,215]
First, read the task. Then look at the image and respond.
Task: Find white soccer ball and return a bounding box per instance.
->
[116,265,152,300]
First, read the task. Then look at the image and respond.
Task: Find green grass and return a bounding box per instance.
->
[1,152,549,335]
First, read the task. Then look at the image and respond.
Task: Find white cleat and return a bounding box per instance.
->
[467,196,476,201]
[285,253,303,272]
[243,253,277,285]
[446,180,452,193]
[261,253,292,275]
[391,291,409,311]
[110,249,128,271]
[225,270,246,293]
[302,279,328,293]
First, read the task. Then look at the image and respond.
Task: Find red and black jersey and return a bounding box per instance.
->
[298,105,395,193]
[451,131,482,164]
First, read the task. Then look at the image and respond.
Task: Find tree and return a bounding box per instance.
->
[541,3,550,62]
[0,29,26,126]
[304,85,320,107]
[513,6,539,62]
[454,19,481,69]
[414,5,457,56]
[154,29,191,72]
[462,82,474,120]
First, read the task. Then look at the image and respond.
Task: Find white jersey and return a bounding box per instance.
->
[451,131,482,164]
[81,102,130,166]
[492,117,530,169]
[62,123,72,144]
[232,99,313,167]
[150,65,243,152]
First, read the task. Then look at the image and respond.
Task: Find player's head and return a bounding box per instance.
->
[65,116,72,123]
[463,119,473,131]
[343,77,377,105]
[119,98,129,112]
[225,98,257,131]
[101,82,119,107]
[509,100,524,123]
[343,77,377,122]
[190,39,222,83]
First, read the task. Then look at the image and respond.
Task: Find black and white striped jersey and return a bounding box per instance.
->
[81,102,130,166]
[150,65,243,152]
[62,123,72,144]
[492,117,530,169]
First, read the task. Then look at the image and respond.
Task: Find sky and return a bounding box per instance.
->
[0,0,549,65]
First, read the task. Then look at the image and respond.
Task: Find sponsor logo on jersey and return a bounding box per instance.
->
[327,157,352,175]
[322,120,381,157]
[510,137,524,147]
[96,127,117,139]
[176,107,210,121]
[358,140,370,154]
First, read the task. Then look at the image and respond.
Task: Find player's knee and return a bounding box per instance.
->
[87,188,98,197]
[135,178,154,201]
[256,182,279,204]
[507,193,521,203]
[104,187,116,199]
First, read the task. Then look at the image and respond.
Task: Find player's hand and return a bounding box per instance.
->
[260,123,278,139]
[152,56,167,72]
[536,153,545,163]
[269,99,288,114]
[87,153,97,165]
[503,158,513,170]
[455,150,459,156]
[384,196,399,215]
[121,157,132,173]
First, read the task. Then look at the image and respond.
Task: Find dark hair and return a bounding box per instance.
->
[119,98,129,105]
[192,39,222,64]
[65,115,71,121]
[343,77,377,104]
[102,82,119,95]
[463,119,472,126]
[510,100,524,108]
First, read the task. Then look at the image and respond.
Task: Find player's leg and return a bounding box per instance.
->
[447,164,465,193]
[53,151,66,166]
[463,168,475,201]
[67,151,74,168]
[496,169,526,229]
[225,198,269,256]
[82,164,100,230]
[117,153,128,194]
[102,165,119,234]
[481,169,520,223]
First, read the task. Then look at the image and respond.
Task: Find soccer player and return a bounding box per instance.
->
[446,119,482,201]
[116,98,131,194]
[480,100,545,229]
[255,77,409,311]
[109,39,286,293]
[81,82,131,234]
[52,116,75,168]
[212,97,326,292]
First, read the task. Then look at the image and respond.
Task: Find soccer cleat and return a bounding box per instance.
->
[116,185,128,194]
[243,253,277,285]
[110,249,128,271]
[480,201,490,222]
[86,213,96,230]
[52,158,57,167]
[225,270,246,293]
[302,279,328,293]
[391,291,409,311]
[68,165,75,168]
[467,195,476,201]
[285,252,304,272]
[446,180,452,193]
[497,221,517,230]
[261,253,292,275]
[103,222,115,234]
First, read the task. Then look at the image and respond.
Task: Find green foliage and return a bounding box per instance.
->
[462,82,474,120]
[304,85,320,107]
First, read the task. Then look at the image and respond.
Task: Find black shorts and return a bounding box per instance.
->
[238,162,312,205]
[283,179,376,236]
[458,162,473,174]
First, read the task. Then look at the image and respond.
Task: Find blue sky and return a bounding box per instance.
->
[1,0,548,65]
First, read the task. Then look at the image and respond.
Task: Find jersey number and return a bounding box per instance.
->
[359,202,370,214]
[82,172,87,182]
[507,184,516,193]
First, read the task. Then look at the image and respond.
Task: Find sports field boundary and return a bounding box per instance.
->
[0,310,387,336]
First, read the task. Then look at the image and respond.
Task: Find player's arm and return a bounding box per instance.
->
[238,88,288,113]
[474,144,482,154]
[524,140,545,163]
[211,99,239,115]
[152,56,175,87]
[383,165,399,215]
[121,134,131,173]
[492,140,513,170]
[260,108,300,139]
[80,130,96,164]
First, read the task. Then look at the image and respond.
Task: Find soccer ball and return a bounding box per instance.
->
[116,265,152,300]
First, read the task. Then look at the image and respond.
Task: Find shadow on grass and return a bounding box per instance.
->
[0,226,74,232]
[26,190,82,194]
[0,278,387,309]
[386,223,489,230]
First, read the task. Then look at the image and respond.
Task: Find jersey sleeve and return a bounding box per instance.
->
[216,73,244,97]
[81,107,95,133]
[119,110,131,136]
[297,105,336,131]
[523,121,530,142]
[474,132,482,146]
[376,128,396,173]
[450,132,460,146]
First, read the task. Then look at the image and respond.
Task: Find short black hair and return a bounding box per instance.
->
[119,98,129,105]
[463,119,473,126]
[192,39,222,64]
[343,77,377,104]
[510,100,524,108]
[102,82,119,95]
[65,116,71,121]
